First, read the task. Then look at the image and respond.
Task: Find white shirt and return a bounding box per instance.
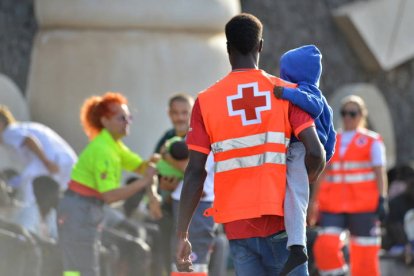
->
[2,122,77,204]
[339,130,386,167]
[171,152,215,202]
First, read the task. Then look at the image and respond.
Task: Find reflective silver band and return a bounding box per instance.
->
[211,131,288,154]
[318,226,344,235]
[326,172,376,183]
[351,236,381,246]
[215,152,286,173]
[329,161,372,170]
[319,227,347,241]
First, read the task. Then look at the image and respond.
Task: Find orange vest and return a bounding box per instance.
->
[200,69,295,223]
[318,129,381,213]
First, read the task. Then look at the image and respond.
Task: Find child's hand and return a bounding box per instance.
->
[149,153,161,163]
[273,86,284,98]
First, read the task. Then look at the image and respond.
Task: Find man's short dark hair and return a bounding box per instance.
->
[168,93,194,108]
[225,13,263,55]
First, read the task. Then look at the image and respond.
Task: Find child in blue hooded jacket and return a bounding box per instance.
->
[274,45,336,275]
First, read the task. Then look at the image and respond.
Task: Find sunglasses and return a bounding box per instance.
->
[340,110,359,118]
[115,114,133,123]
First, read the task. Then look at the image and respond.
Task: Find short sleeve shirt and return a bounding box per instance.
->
[71,129,143,193]
[2,122,77,165]
[187,99,314,154]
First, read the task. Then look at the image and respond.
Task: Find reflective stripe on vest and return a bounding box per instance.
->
[215,151,286,173]
[319,265,348,276]
[351,236,381,246]
[329,161,372,171]
[319,226,345,235]
[325,172,375,183]
[319,227,347,241]
[211,131,289,154]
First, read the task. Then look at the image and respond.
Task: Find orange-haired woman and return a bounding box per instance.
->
[57,92,157,276]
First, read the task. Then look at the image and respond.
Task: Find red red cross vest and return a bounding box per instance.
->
[199,69,296,223]
[318,128,382,213]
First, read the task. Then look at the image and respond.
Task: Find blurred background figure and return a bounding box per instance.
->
[386,165,414,200]
[57,92,157,276]
[150,93,194,276]
[310,95,387,276]
[0,105,77,225]
[151,93,229,276]
[383,172,414,258]
[382,164,414,263]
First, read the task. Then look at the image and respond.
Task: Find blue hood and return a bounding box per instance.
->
[280,45,322,86]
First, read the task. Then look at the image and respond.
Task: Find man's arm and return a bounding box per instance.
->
[373,166,388,198]
[175,150,208,272]
[101,164,157,204]
[374,165,388,221]
[24,136,59,173]
[177,150,208,233]
[298,126,326,183]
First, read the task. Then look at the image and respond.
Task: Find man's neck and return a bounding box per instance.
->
[231,53,259,71]
[175,129,188,138]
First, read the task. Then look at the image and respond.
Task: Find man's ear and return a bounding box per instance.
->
[258,38,264,53]
[226,41,231,55]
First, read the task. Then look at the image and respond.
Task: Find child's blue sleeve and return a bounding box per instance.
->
[281,83,324,118]
[325,125,336,162]
[324,104,337,161]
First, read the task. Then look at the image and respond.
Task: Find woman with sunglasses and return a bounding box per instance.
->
[57,92,157,276]
[310,95,387,276]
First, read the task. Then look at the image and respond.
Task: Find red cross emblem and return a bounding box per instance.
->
[356,136,368,147]
[227,82,271,125]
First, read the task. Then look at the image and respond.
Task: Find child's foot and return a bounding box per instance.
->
[280,245,308,276]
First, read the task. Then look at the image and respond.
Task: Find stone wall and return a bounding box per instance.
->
[0,0,37,92]
[1,0,414,164]
[241,0,414,165]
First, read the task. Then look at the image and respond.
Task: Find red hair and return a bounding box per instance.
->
[80,92,128,140]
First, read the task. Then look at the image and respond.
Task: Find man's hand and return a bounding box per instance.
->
[273,86,284,98]
[307,200,319,227]
[376,196,388,222]
[144,162,157,181]
[175,232,193,272]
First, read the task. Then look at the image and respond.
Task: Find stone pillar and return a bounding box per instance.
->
[0,74,29,172]
[27,0,240,157]
[329,83,396,168]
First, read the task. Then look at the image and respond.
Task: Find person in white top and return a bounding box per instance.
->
[310,95,387,276]
[0,105,77,208]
